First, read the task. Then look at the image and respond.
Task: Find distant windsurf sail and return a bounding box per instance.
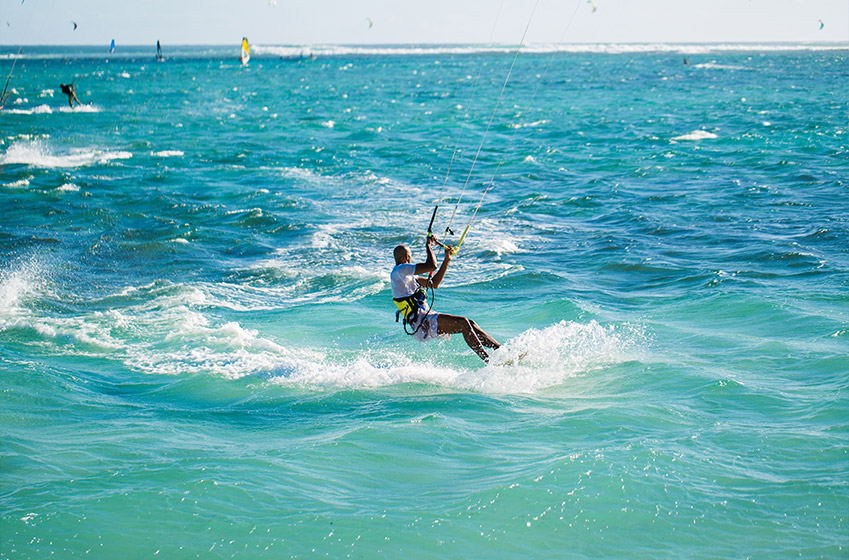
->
[156,40,163,61]
[109,39,115,53]
[240,37,250,65]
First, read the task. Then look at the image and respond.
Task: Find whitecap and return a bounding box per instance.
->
[672,130,718,141]
[476,236,523,256]
[151,150,184,157]
[509,120,549,129]
[251,42,849,58]
[3,177,31,188]
[0,140,131,168]
[1,104,53,115]
[265,319,646,394]
[310,224,341,249]
[56,183,80,192]
[57,104,100,113]
[116,298,294,378]
[281,166,322,183]
[693,62,746,70]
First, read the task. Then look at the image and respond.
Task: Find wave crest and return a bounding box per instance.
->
[672,130,718,141]
[253,43,849,58]
[269,320,646,394]
[0,140,131,168]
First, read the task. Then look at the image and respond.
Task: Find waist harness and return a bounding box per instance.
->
[393,287,429,335]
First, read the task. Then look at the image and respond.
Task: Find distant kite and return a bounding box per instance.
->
[72,21,78,30]
[818,19,825,30]
[588,0,597,13]
[366,17,374,29]
[268,0,277,6]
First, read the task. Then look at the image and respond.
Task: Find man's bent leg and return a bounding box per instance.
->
[469,319,500,351]
[437,313,497,362]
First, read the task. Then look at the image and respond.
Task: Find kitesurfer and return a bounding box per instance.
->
[391,235,500,362]
[60,82,82,108]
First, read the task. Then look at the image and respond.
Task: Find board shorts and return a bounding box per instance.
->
[411,311,449,343]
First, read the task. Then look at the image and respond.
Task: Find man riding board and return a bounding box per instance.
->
[391,235,500,362]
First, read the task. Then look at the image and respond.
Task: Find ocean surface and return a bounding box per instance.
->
[1,43,847,558]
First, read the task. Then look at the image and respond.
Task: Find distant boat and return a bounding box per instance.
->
[109,39,115,53]
[239,37,250,65]
[156,40,164,61]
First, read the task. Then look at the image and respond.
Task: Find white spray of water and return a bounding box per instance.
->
[672,130,718,141]
[0,140,129,168]
[1,256,645,395]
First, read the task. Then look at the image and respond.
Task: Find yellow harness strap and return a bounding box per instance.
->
[393,298,414,322]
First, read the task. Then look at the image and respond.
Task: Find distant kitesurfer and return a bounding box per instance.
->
[391,235,500,362]
[60,82,82,108]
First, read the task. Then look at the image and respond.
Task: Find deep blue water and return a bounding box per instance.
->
[1,44,847,558]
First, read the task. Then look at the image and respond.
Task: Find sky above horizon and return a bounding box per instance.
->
[1,0,847,47]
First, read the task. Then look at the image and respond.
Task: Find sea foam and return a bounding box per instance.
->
[266,320,645,394]
[672,130,718,141]
[1,104,54,115]
[58,104,101,113]
[0,140,131,168]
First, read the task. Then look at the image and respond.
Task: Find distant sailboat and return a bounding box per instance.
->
[109,39,115,53]
[240,37,250,65]
[156,40,164,61]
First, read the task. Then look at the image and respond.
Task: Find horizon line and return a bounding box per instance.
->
[2,39,849,48]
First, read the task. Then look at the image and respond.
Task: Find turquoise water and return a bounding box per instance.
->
[1,44,847,558]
